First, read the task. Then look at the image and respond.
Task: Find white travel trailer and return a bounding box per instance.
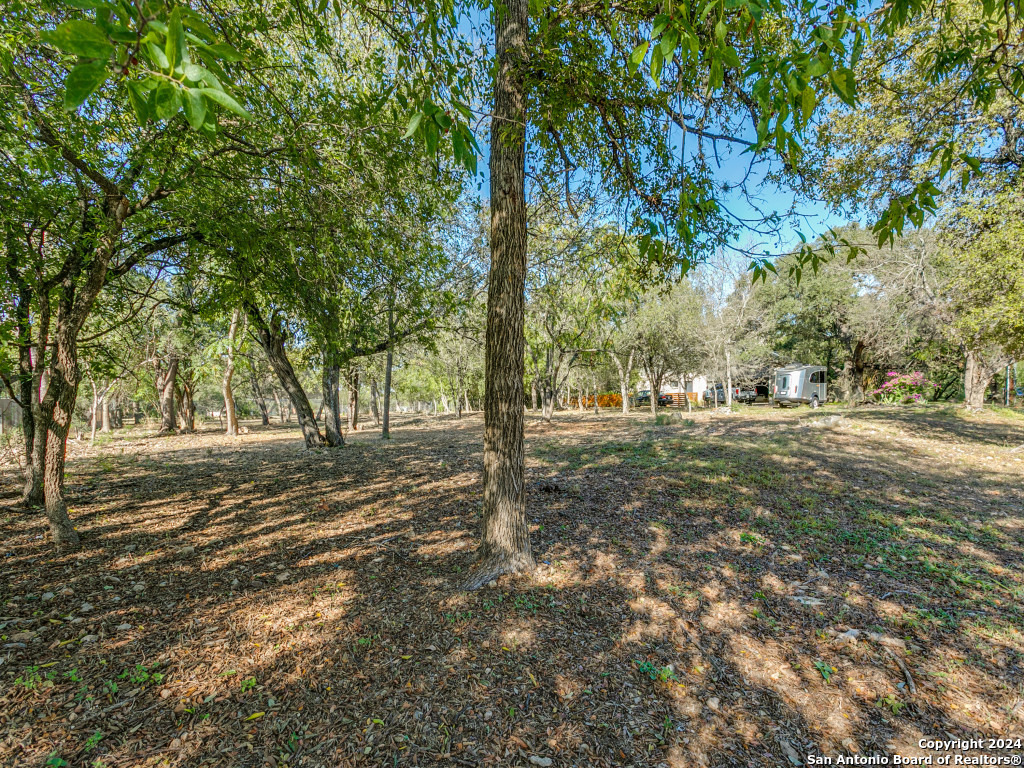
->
[773,364,827,408]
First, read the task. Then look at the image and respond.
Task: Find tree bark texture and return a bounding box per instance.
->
[155,355,178,433]
[249,310,324,448]
[322,361,344,447]
[223,308,241,436]
[464,0,534,590]
[347,368,359,432]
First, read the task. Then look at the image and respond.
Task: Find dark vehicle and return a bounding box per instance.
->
[754,385,770,403]
[635,390,672,407]
[703,383,726,404]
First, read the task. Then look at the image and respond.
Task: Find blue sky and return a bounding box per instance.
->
[454,7,857,269]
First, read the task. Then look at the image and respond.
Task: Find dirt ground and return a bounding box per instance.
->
[1,403,1022,768]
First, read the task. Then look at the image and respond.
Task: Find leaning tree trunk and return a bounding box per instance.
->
[463,0,534,590]
[321,360,344,447]
[382,347,394,439]
[155,355,178,433]
[249,311,324,448]
[223,308,240,436]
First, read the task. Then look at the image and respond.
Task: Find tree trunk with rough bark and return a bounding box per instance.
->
[964,348,1001,411]
[321,360,344,447]
[347,368,360,432]
[223,308,241,436]
[248,308,324,448]
[463,0,534,590]
[155,355,178,433]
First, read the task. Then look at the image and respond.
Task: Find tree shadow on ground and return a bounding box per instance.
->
[0,406,1021,767]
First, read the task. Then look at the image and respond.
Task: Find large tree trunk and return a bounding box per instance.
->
[464,0,534,590]
[223,308,241,436]
[347,368,360,432]
[321,360,344,447]
[382,348,393,439]
[41,317,83,547]
[155,355,178,433]
[249,369,271,426]
[249,309,324,448]
[964,348,1001,411]
[177,380,196,432]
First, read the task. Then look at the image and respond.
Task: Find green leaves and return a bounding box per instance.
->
[165,8,189,74]
[828,67,857,106]
[63,61,109,111]
[41,20,113,59]
[182,88,207,129]
[628,41,649,77]
[199,87,250,119]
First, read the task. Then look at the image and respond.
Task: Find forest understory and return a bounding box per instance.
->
[1,405,1022,768]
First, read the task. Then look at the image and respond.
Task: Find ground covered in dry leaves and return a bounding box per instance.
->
[1,404,1022,768]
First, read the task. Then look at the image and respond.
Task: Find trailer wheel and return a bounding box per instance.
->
[811,395,820,409]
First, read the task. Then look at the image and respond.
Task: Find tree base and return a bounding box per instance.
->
[460,552,535,591]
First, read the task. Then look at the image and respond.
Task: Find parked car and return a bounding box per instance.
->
[753,384,770,403]
[773,363,827,407]
[732,386,757,404]
[703,384,726,404]
[635,390,672,407]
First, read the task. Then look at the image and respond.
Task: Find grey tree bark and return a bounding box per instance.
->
[463,0,534,590]
[223,308,241,436]
[247,307,324,448]
[155,354,178,433]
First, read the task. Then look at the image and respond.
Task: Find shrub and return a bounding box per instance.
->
[871,371,937,404]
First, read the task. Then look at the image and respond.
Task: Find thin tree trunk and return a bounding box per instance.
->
[464,0,534,590]
[464,389,471,415]
[101,385,111,431]
[273,388,286,424]
[347,369,360,432]
[725,350,733,408]
[382,348,393,439]
[223,308,241,436]
[612,351,632,415]
[249,369,271,425]
[370,377,381,426]
[90,379,99,446]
